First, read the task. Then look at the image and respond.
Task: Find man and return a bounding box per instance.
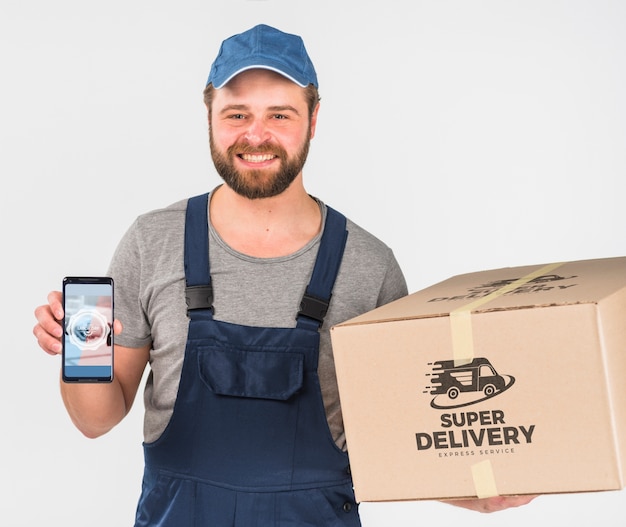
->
[34,24,535,525]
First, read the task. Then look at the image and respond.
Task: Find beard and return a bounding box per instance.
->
[210,129,311,200]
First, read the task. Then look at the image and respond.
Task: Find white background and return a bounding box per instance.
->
[2,0,625,525]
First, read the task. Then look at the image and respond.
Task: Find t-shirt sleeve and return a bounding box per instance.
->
[377,249,409,307]
[107,219,153,349]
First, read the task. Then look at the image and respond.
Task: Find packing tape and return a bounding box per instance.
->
[471,460,499,498]
[450,262,565,366]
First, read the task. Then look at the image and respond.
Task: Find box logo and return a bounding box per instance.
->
[425,357,515,409]
[428,273,578,303]
[417,358,535,455]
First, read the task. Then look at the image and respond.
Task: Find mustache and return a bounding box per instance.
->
[227,141,286,157]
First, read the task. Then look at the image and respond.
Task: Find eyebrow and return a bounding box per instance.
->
[218,104,301,116]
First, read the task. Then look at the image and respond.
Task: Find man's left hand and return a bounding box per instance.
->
[441,494,538,513]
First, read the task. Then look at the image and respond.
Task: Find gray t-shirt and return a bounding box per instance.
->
[108,191,408,450]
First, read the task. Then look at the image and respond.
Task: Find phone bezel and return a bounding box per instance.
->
[62,276,114,383]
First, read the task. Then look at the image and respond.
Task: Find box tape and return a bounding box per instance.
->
[450,262,565,366]
[471,460,499,498]
[452,262,565,498]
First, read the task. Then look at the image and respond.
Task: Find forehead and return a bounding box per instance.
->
[213,69,308,107]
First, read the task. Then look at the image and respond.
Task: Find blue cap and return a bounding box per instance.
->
[206,24,318,89]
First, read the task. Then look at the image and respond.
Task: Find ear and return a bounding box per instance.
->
[309,102,320,139]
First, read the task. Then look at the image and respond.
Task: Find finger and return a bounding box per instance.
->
[113,319,123,336]
[47,290,64,321]
[34,303,63,339]
[33,322,62,355]
[478,494,538,513]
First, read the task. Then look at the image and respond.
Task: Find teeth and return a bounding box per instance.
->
[241,153,275,162]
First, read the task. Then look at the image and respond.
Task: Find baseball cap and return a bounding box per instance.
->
[206,24,318,89]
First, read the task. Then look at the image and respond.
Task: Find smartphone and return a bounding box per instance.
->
[62,276,114,383]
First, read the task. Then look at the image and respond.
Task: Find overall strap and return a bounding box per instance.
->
[296,206,348,331]
[183,193,348,328]
[184,193,214,316]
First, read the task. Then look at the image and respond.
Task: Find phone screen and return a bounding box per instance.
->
[62,277,114,383]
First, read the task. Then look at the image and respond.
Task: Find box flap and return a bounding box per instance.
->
[335,256,626,327]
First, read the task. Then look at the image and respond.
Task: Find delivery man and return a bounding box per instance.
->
[33,24,536,525]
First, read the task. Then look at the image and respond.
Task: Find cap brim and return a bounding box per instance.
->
[213,65,308,89]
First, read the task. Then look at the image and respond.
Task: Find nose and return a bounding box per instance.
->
[243,118,270,146]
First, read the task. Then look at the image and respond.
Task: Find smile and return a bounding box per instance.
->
[239,153,277,163]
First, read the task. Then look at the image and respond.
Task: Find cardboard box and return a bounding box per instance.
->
[331,257,626,501]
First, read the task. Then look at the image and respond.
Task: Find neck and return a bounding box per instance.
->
[209,179,322,258]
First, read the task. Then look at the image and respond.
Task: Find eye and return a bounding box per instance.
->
[272,114,288,120]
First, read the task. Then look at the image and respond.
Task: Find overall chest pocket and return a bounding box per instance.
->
[198,347,304,401]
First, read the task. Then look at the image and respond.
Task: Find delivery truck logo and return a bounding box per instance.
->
[425,358,515,410]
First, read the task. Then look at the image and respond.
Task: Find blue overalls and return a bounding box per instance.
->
[134,193,361,526]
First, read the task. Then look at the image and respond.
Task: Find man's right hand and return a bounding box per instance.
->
[33,291,65,355]
[33,290,123,355]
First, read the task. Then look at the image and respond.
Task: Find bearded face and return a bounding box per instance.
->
[210,129,311,200]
